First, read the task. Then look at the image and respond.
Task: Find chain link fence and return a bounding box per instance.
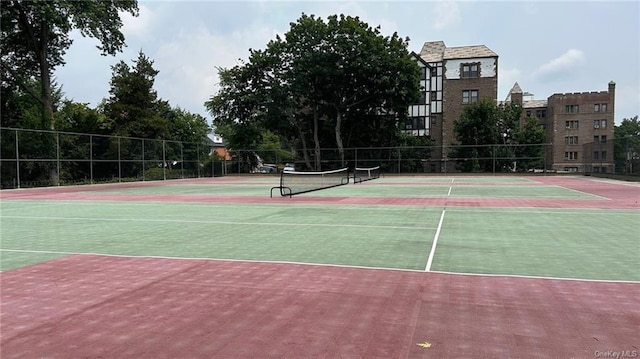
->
[7,127,637,189]
[0,127,227,189]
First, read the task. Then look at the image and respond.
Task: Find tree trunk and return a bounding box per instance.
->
[37,21,58,185]
[294,117,312,171]
[335,110,344,167]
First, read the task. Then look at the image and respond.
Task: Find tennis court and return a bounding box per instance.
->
[1,174,638,358]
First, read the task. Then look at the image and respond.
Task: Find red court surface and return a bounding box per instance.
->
[1,255,639,358]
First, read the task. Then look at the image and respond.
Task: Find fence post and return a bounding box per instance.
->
[492,145,496,175]
[15,130,20,189]
[162,139,166,181]
[180,142,184,179]
[142,139,145,181]
[56,132,60,186]
[90,134,94,184]
[118,137,122,182]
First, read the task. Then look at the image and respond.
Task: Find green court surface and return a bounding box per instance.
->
[1,176,638,281]
[433,208,639,281]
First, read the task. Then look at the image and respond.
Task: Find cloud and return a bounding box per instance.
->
[121,4,154,40]
[152,24,279,119]
[433,1,461,30]
[534,49,586,79]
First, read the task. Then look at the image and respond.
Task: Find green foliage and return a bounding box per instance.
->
[453,100,546,172]
[54,100,108,133]
[614,116,640,174]
[256,131,295,164]
[205,13,421,170]
[514,117,547,170]
[1,0,139,130]
[103,51,166,138]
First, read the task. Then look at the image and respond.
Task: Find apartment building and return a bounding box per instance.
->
[505,81,616,173]
[408,40,615,173]
[408,41,499,172]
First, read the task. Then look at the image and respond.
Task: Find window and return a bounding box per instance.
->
[600,135,607,143]
[565,105,579,113]
[601,151,607,160]
[461,63,479,78]
[536,110,546,118]
[430,92,437,101]
[526,110,531,117]
[406,117,426,130]
[594,135,599,143]
[564,151,578,160]
[415,93,426,105]
[593,151,599,160]
[595,103,608,112]
[565,120,579,129]
[564,136,579,145]
[431,67,437,77]
[594,119,607,129]
[462,90,478,104]
[420,68,427,80]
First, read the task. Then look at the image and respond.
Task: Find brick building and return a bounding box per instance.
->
[407,40,615,173]
[505,81,616,173]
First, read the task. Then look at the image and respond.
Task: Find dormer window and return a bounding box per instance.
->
[461,63,479,78]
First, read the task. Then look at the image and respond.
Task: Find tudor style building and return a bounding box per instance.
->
[407,40,615,173]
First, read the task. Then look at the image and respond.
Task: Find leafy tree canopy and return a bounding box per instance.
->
[205,13,421,170]
[453,100,546,172]
[1,0,139,129]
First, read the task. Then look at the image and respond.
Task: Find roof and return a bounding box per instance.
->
[420,41,498,62]
[444,45,498,60]
[420,41,446,62]
[509,82,523,94]
[522,100,548,109]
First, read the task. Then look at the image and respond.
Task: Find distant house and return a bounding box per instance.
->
[205,132,231,160]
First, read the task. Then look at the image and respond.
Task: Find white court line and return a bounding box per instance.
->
[425,209,446,271]
[3,248,637,284]
[1,215,435,231]
[550,185,609,200]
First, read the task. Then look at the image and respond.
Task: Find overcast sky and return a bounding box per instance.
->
[55,1,640,125]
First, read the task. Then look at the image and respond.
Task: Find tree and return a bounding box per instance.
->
[453,99,500,172]
[1,0,138,130]
[453,100,545,172]
[206,13,421,170]
[103,51,167,139]
[514,116,547,170]
[614,116,640,174]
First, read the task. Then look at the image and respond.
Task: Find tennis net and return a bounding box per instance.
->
[353,166,380,183]
[276,167,350,197]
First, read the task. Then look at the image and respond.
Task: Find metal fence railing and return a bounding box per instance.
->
[0,127,227,189]
[4,126,636,189]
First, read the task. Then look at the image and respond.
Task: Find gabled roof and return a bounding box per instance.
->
[509,82,523,94]
[420,41,498,62]
[420,41,446,62]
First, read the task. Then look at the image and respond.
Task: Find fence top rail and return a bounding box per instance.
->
[0,127,211,146]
